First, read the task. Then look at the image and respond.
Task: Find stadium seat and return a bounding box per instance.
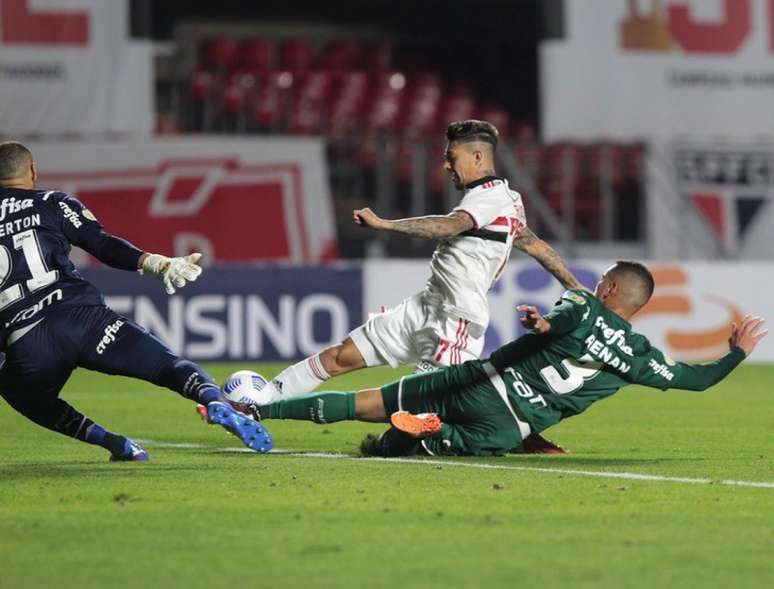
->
[253,70,296,131]
[288,69,335,135]
[436,89,475,130]
[319,40,361,70]
[329,70,369,134]
[187,69,217,131]
[242,39,276,71]
[476,104,511,138]
[202,38,241,72]
[400,73,442,137]
[365,70,408,132]
[281,39,316,71]
[189,69,215,102]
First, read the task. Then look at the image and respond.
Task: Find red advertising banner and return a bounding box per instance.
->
[32,137,338,264]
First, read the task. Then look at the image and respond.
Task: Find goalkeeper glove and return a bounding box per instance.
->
[139,252,203,294]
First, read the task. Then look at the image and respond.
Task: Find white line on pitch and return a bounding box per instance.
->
[136,439,774,490]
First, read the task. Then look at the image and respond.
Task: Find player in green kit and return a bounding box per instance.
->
[232,261,768,456]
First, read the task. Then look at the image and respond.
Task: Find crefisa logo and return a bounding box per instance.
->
[0,197,34,222]
[96,320,124,355]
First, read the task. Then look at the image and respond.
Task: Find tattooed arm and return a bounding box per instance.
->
[353,207,474,239]
[513,228,585,291]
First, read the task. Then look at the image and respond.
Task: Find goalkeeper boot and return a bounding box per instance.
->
[390,411,442,439]
[109,437,149,462]
[205,401,273,453]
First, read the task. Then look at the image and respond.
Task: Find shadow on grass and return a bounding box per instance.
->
[0,462,208,482]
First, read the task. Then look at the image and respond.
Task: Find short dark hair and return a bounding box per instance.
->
[446,120,499,149]
[610,260,655,309]
[0,141,33,181]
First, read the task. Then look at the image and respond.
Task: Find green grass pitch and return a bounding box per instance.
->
[1,363,772,589]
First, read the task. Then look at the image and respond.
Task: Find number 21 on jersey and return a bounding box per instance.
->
[0,229,59,311]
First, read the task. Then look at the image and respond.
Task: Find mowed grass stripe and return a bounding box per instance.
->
[137,438,774,489]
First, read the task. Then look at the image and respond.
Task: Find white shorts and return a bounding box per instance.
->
[349,293,486,369]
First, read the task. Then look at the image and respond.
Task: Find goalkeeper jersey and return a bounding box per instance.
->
[478,289,745,433]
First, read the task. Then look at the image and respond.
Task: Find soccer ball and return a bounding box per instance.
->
[221,370,277,412]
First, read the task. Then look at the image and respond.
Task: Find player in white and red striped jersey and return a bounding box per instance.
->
[270,120,583,453]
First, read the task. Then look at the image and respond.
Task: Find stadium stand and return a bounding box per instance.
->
[170,35,644,253]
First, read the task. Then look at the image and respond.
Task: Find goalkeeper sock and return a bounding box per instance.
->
[55,407,126,455]
[271,354,330,400]
[261,392,356,424]
[84,424,127,456]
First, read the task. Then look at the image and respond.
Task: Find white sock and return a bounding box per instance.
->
[271,354,331,400]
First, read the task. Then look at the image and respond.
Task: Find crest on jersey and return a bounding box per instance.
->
[565,292,587,306]
[82,209,97,222]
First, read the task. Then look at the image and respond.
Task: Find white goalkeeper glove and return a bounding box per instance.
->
[139,252,203,294]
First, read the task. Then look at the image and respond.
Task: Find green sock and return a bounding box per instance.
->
[261,392,356,424]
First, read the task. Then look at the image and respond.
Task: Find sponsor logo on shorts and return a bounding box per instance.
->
[81,209,97,222]
[59,201,82,228]
[96,320,124,354]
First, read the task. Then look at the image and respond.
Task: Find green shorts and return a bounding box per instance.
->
[380,365,524,457]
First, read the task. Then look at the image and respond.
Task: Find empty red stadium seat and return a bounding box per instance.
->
[203,38,241,72]
[189,69,215,102]
[253,70,296,129]
[365,71,408,131]
[220,80,246,114]
[437,90,475,130]
[281,40,316,71]
[476,104,511,138]
[242,39,276,71]
[329,71,369,136]
[319,40,361,70]
[288,70,336,134]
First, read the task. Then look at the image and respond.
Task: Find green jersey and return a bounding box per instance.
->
[482,289,745,434]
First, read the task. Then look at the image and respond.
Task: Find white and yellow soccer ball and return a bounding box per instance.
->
[221,370,277,412]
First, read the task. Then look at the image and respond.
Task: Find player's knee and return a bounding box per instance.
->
[319,340,366,376]
[318,345,348,376]
[156,358,217,400]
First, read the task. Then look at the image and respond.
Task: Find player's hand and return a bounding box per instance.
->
[729,315,768,357]
[353,207,390,231]
[140,252,203,294]
[517,305,551,334]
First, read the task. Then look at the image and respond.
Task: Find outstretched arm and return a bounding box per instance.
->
[353,207,475,240]
[635,316,767,391]
[512,228,584,291]
[56,194,202,294]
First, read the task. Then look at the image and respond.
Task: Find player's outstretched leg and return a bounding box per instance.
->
[78,313,274,454]
[2,395,149,462]
[256,391,357,424]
